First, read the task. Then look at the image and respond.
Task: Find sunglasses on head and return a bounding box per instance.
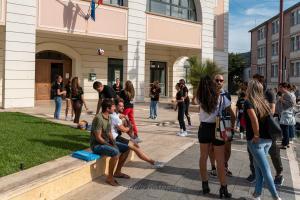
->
[215,79,224,83]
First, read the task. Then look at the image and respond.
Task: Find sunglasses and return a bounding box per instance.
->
[215,79,224,83]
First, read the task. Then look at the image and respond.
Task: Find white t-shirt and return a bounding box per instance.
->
[199,95,231,123]
[110,112,122,139]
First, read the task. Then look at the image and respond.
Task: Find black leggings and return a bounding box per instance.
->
[178,103,186,131]
[185,100,191,124]
[72,100,83,123]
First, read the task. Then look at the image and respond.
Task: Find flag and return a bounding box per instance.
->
[91,0,96,21]
[98,0,103,5]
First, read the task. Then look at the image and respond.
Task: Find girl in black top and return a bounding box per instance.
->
[71,77,88,124]
[175,83,186,136]
[149,81,161,119]
[64,78,74,121]
[112,78,123,97]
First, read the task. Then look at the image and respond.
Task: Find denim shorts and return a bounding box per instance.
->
[93,142,129,157]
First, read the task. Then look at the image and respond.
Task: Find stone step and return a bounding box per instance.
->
[0,151,134,200]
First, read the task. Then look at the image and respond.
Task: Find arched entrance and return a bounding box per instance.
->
[35,51,72,100]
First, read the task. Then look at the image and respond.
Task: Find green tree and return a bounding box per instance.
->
[187,56,224,104]
[228,53,247,94]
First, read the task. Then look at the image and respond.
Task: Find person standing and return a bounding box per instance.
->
[244,79,281,200]
[71,77,88,124]
[179,79,191,126]
[149,81,161,119]
[113,78,123,97]
[93,81,117,114]
[175,83,187,137]
[52,75,66,119]
[119,80,141,143]
[65,78,73,121]
[197,75,235,198]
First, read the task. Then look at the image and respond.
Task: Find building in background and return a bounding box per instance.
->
[0,0,229,108]
[249,2,300,89]
[240,52,251,82]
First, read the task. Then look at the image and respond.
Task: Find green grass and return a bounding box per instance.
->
[0,112,89,177]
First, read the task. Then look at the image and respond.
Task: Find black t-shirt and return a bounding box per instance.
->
[236,98,245,111]
[244,100,271,141]
[265,89,276,104]
[176,90,184,105]
[182,86,190,103]
[150,86,161,101]
[99,85,116,99]
[52,82,63,97]
[113,84,122,96]
[71,87,84,101]
[119,90,134,108]
[65,83,72,98]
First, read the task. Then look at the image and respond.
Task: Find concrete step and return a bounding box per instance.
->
[0,151,134,200]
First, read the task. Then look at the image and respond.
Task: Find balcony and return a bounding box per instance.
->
[146,13,202,49]
[37,0,127,40]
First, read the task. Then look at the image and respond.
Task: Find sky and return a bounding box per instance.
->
[229,0,299,53]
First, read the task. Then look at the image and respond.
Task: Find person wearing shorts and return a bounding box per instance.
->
[90,99,130,186]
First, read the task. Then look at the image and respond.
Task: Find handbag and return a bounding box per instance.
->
[265,114,282,140]
[215,96,232,141]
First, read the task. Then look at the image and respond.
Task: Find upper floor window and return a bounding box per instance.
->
[271,63,278,77]
[290,35,300,52]
[272,19,279,35]
[257,46,265,59]
[147,0,197,21]
[257,65,264,76]
[290,61,300,77]
[257,27,265,41]
[213,18,217,38]
[291,9,300,26]
[272,41,279,56]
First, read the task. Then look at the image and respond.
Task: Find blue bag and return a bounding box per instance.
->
[72,150,100,161]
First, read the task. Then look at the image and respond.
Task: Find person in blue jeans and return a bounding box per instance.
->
[149,81,161,119]
[244,80,281,200]
[52,75,66,119]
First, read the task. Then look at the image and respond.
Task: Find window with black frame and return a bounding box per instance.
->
[147,0,197,21]
[103,0,123,6]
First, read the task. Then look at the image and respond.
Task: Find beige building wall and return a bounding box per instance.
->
[0,27,4,106]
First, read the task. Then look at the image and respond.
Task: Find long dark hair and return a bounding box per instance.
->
[71,77,80,96]
[124,80,135,100]
[197,75,219,113]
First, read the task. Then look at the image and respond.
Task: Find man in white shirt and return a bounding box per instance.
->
[110,99,164,168]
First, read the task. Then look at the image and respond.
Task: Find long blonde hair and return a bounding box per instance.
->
[246,79,271,118]
[124,80,135,100]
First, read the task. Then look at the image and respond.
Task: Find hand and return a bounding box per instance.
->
[252,136,260,144]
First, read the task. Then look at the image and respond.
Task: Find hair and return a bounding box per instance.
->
[152,80,160,89]
[252,74,264,83]
[102,99,114,112]
[279,82,288,89]
[93,81,102,90]
[124,80,135,99]
[240,91,246,98]
[196,75,219,113]
[179,79,185,85]
[56,75,62,81]
[71,77,80,96]
[246,79,271,118]
[116,78,120,81]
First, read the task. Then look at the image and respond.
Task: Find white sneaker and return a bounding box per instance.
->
[179,131,187,137]
[153,161,164,168]
[177,129,183,136]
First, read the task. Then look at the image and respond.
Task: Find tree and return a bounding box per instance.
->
[228,53,247,94]
[187,56,224,104]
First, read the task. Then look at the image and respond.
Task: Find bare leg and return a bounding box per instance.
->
[106,155,119,186]
[214,145,226,185]
[128,141,155,165]
[199,143,210,181]
[114,150,130,178]
[208,145,216,168]
[224,141,231,168]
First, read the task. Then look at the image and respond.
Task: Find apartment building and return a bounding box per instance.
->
[249,2,300,89]
[0,0,229,108]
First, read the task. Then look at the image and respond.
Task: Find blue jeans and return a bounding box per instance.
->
[150,100,158,118]
[92,142,129,157]
[54,96,62,119]
[247,139,279,198]
[289,125,295,139]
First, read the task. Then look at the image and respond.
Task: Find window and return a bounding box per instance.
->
[184,60,190,84]
[272,41,279,56]
[103,0,123,6]
[257,46,265,59]
[148,0,197,21]
[213,18,216,38]
[290,61,300,77]
[290,35,300,52]
[257,65,264,75]
[272,19,279,35]
[271,63,278,77]
[257,27,265,41]
[291,9,300,26]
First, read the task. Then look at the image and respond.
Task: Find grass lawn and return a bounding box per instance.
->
[0,112,89,177]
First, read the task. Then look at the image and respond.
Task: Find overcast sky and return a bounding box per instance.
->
[229,0,299,53]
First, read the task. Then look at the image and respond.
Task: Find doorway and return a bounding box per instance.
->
[150,61,167,96]
[107,58,123,87]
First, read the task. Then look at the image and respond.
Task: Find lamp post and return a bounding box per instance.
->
[278,0,284,84]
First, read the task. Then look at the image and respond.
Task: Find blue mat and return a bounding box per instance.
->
[72,150,100,161]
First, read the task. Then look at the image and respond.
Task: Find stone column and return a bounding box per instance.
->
[126,0,146,102]
[3,0,37,108]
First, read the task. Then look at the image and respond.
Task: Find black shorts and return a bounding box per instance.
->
[116,136,130,145]
[198,122,225,146]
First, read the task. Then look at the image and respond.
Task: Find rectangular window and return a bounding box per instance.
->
[214,18,217,38]
[291,35,300,52]
[290,61,300,77]
[272,20,279,35]
[272,41,279,56]
[271,63,278,77]
[257,66,264,75]
[257,27,265,41]
[257,46,265,59]
[103,0,123,6]
[291,12,296,26]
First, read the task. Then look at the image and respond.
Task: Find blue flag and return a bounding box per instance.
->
[91,0,95,21]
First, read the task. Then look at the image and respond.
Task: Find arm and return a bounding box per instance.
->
[81,94,88,110]
[94,129,109,145]
[96,98,102,114]
[247,108,260,142]
[57,88,66,96]
[269,103,275,115]
[227,106,236,129]
[108,131,116,146]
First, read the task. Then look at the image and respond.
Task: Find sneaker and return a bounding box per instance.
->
[246,174,256,183]
[289,140,294,144]
[274,175,284,186]
[181,131,188,136]
[134,137,142,143]
[210,168,217,177]
[176,129,183,136]
[154,161,164,168]
[226,168,233,177]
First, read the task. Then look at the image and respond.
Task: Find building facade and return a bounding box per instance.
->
[250,2,300,89]
[0,0,229,108]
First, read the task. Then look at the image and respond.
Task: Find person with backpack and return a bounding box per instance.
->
[52,75,66,119]
[244,79,281,200]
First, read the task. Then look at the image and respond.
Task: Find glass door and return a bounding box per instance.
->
[150,61,167,96]
[108,58,123,87]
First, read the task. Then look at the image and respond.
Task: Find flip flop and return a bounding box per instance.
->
[114,173,131,179]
